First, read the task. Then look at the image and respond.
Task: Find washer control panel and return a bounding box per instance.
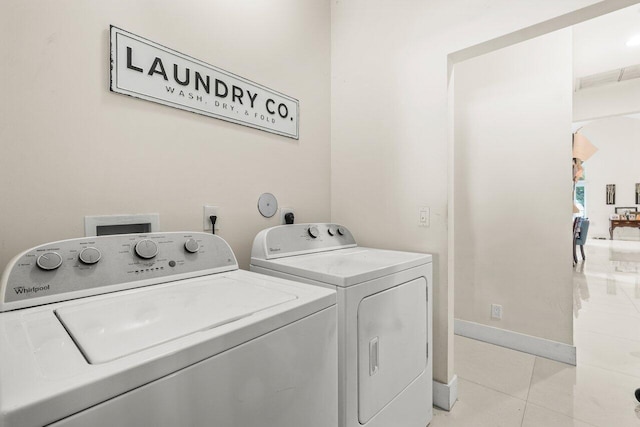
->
[253,223,357,260]
[0,232,237,312]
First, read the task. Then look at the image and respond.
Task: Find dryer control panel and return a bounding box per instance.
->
[0,232,237,312]
[252,223,357,260]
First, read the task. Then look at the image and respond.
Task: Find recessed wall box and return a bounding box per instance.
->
[84,214,160,237]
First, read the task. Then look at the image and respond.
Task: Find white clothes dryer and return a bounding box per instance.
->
[251,224,433,427]
[0,232,337,427]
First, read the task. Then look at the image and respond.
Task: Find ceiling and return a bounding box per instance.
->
[573,4,640,80]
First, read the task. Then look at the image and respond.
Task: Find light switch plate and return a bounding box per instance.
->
[418,207,430,227]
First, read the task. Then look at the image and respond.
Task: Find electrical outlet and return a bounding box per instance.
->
[281,208,294,225]
[203,205,220,232]
[491,304,503,320]
[418,206,430,227]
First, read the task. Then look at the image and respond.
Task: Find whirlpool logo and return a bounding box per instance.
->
[13,284,50,295]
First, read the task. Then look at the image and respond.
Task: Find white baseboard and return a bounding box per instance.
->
[455,319,576,366]
[433,375,458,411]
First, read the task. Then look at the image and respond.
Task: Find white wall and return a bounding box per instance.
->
[454,30,574,344]
[579,117,640,239]
[0,0,331,270]
[330,0,617,385]
[574,79,640,121]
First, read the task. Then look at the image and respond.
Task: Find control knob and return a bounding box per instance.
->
[337,226,345,236]
[184,238,200,253]
[135,239,158,259]
[79,247,101,265]
[328,226,336,236]
[308,226,320,239]
[36,252,63,271]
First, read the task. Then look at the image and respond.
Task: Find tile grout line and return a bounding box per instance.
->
[579,361,640,381]
[520,401,528,427]
[524,356,536,402]
[526,353,596,424]
[617,285,640,315]
[573,356,640,381]
[456,376,528,403]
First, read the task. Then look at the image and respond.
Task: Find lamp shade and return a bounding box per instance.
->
[573,132,597,162]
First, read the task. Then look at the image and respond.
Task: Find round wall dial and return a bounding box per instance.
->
[257,193,278,218]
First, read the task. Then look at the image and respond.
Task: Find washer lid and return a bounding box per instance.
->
[56,275,297,364]
[252,247,431,287]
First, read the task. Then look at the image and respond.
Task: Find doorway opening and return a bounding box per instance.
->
[447,1,640,365]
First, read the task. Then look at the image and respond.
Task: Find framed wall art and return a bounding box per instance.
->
[606,184,615,205]
[615,206,638,214]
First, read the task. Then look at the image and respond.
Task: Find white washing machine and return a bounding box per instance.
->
[0,232,337,427]
[251,224,433,427]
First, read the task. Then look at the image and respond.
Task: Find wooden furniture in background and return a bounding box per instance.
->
[610,219,640,240]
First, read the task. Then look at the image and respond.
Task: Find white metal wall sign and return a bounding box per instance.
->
[110,26,299,139]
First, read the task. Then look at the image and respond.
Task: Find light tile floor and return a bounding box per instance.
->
[431,239,640,426]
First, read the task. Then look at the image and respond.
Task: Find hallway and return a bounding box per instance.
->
[432,239,640,426]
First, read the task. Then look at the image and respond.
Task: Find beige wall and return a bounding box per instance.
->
[454,30,574,344]
[2,0,635,395]
[330,0,614,385]
[0,0,331,270]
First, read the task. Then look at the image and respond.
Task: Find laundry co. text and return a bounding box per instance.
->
[110,26,299,139]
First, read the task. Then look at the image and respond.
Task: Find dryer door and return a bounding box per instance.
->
[357,277,427,424]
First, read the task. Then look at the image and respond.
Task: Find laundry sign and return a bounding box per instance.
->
[109,26,299,139]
